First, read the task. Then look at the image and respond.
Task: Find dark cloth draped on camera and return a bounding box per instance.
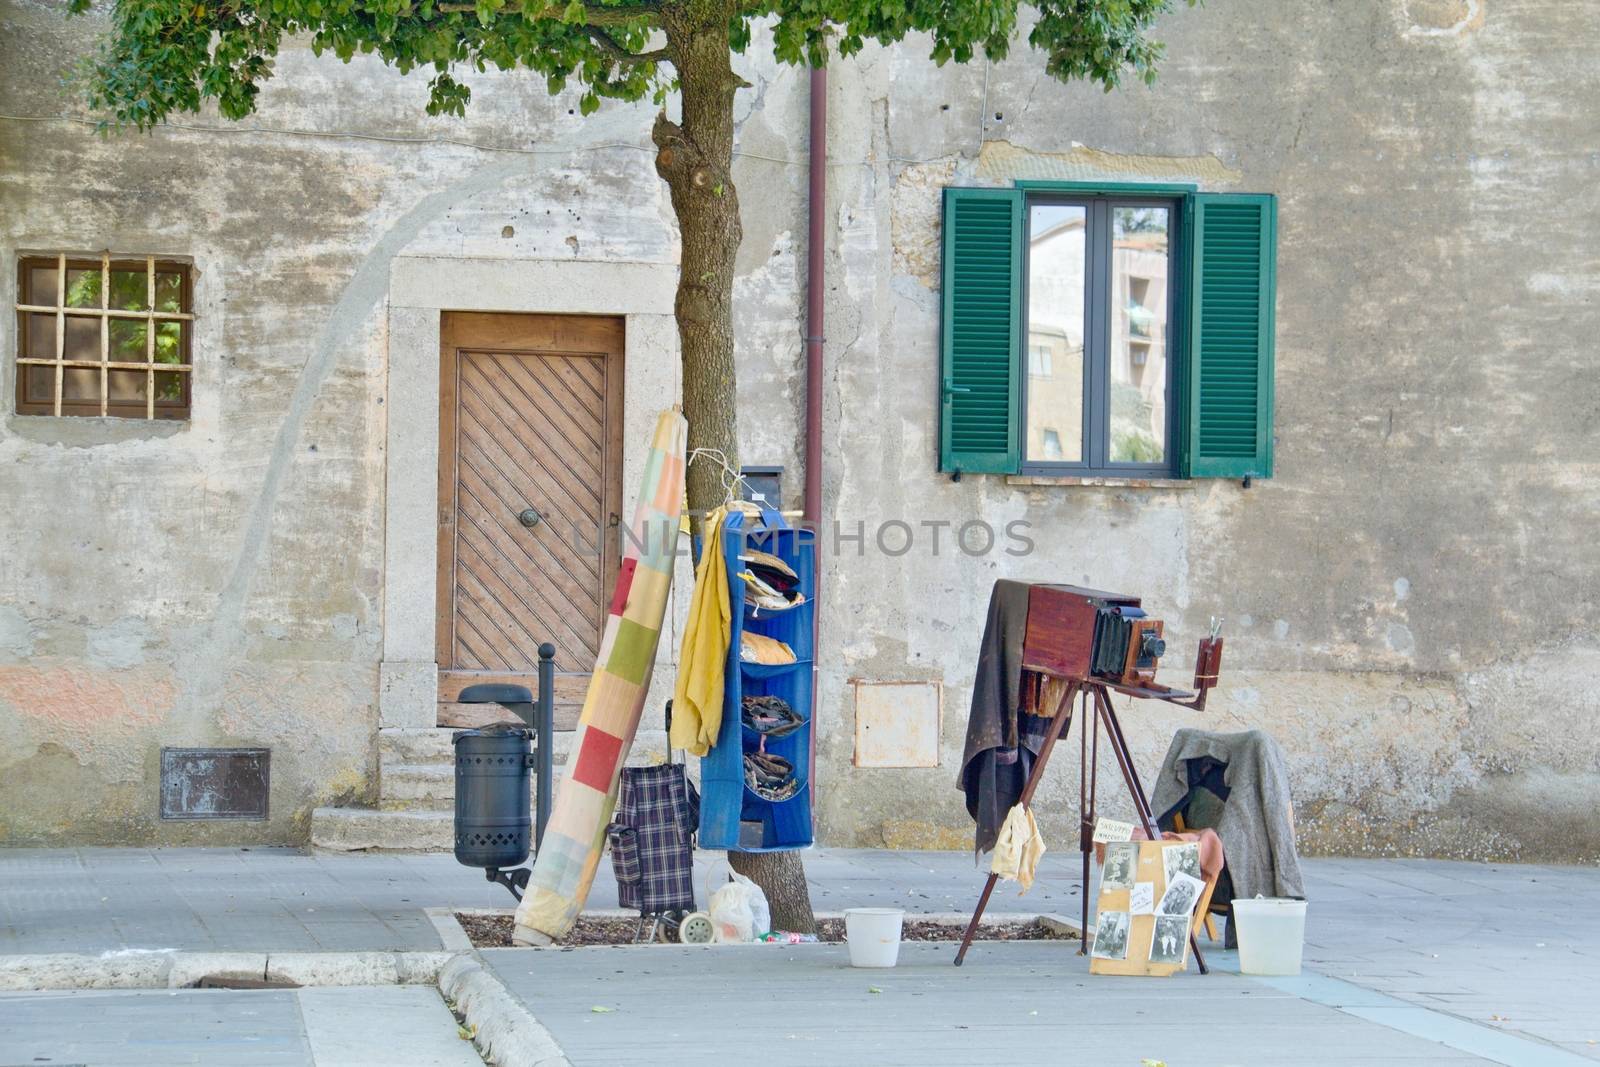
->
[958,580,1055,856]
[1152,728,1305,943]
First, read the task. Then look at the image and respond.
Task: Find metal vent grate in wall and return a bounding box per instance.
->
[159,748,270,820]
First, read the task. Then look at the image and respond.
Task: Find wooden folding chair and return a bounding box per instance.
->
[1173,813,1225,943]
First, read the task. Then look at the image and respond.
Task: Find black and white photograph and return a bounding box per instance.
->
[1163,841,1203,885]
[1150,915,1189,966]
[1102,842,1138,890]
[1091,910,1131,961]
[1157,872,1204,917]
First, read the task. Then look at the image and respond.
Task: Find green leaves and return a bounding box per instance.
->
[1028,0,1195,91]
[66,0,1194,133]
[68,0,671,130]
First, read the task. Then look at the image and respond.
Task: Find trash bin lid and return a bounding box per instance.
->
[457,683,533,704]
[452,722,532,742]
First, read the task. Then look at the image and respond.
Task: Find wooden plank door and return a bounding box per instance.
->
[437,312,624,728]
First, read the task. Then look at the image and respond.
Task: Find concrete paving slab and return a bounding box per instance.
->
[481,941,1495,1066]
[298,986,482,1066]
[0,846,1081,956]
[0,985,480,1067]
[0,988,312,1065]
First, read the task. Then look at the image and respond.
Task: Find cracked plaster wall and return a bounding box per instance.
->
[2,0,1597,859]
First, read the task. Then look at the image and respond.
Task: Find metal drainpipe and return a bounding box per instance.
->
[804,64,826,816]
[804,65,826,529]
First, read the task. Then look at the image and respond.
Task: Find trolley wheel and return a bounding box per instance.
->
[678,911,715,944]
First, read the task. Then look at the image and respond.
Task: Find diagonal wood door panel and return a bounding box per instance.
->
[437,313,624,725]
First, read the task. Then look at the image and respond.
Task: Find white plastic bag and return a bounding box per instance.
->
[707,872,771,943]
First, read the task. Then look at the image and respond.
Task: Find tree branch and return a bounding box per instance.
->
[582,26,670,65]
[434,1,659,25]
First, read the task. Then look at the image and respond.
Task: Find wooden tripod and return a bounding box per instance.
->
[952,681,1209,975]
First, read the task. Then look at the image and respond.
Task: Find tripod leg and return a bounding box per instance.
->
[955,684,1077,966]
[954,873,1000,967]
[1091,687,1159,839]
[1078,688,1089,953]
[1096,691,1157,827]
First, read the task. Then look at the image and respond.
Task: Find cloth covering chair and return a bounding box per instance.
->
[1150,728,1306,948]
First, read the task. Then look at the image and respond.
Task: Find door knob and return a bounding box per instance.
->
[518,508,542,529]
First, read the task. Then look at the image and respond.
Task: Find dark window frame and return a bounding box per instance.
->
[15,254,194,420]
[1018,192,1183,478]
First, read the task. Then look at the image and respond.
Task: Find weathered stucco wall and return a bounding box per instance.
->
[2,0,1596,859]
[808,0,1600,862]
[0,0,690,842]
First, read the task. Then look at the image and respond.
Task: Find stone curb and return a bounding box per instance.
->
[439,954,570,1067]
[425,906,477,952]
[0,946,574,1067]
[0,950,454,991]
[450,906,1073,925]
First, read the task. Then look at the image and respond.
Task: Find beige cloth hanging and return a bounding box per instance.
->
[990,803,1046,893]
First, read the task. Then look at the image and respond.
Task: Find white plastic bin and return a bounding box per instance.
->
[1231,896,1308,975]
[844,907,904,968]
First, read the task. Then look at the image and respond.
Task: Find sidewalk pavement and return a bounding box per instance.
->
[484,941,1491,1067]
[0,845,1069,955]
[0,985,480,1066]
[1,847,1596,1066]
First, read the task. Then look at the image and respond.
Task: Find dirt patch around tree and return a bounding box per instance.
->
[456,912,1077,948]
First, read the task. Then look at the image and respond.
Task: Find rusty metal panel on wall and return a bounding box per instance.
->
[159,748,270,820]
[852,681,942,768]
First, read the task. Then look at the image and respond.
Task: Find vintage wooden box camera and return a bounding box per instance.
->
[1022,585,1169,687]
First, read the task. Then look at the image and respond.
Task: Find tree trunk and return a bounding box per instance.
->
[729,849,815,934]
[653,8,742,513]
[654,8,816,936]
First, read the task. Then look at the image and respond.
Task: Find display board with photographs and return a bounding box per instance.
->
[1090,839,1206,977]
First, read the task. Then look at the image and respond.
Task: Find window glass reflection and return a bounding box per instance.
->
[1109,206,1169,464]
[1026,204,1086,464]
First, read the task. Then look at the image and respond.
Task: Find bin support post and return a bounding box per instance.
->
[536,642,556,851]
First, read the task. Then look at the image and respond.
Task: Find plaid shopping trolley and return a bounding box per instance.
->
[607,703,699,939]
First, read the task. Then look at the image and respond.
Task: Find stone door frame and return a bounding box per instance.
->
[380,255,680,728]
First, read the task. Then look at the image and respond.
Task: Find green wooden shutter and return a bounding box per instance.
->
[940,187,1022,474]
[1182,193,1277,479]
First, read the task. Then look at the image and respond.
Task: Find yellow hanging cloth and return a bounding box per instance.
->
[990,803,1047,894]
[670,506,731,756]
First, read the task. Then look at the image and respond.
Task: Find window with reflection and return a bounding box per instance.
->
[1022,197,1174,473]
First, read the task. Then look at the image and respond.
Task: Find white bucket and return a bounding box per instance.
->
[1231,896,1308,975]
[844,907,904,968]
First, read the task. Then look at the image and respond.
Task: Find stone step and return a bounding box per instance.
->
[377,763,454,810]
[375,731,677,811]
[309,806,453,852]
[378,728,671,770]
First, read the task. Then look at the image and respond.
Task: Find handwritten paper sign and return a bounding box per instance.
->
[1092,818,1136,844]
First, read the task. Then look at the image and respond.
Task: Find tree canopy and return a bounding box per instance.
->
[71,0,1193,129]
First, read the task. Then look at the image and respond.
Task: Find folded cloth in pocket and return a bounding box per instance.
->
[743,750,800,801]
[739,571,807,614]
[742,694,804,737]
[740,631,796,665]
[740,550,799,594]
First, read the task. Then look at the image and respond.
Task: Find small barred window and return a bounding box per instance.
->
[15,254,193,420]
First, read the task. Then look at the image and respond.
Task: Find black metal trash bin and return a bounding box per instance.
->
[452,723,533,869]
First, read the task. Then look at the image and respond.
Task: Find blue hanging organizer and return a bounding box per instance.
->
[697,507,815,852]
